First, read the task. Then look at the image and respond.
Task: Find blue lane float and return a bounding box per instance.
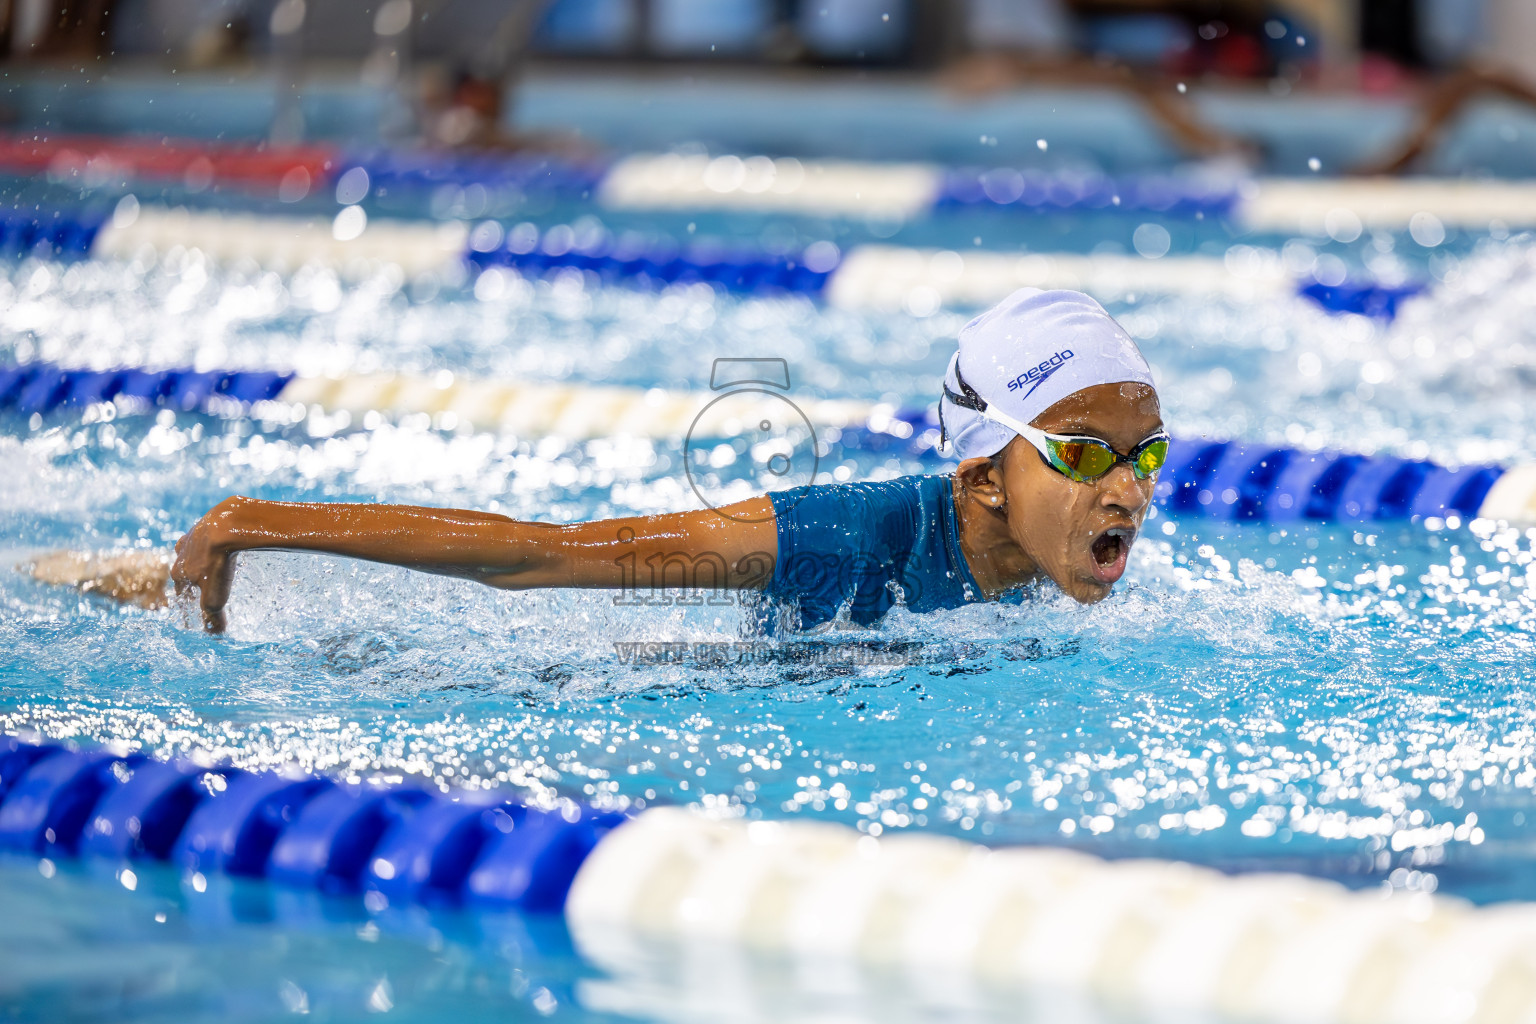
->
[0,748,147,855]
[1150,439,1502,523]
[1298,279,1426,319]
[0,735,626,912]
[345,149,609,201]
[935,167,1239,217]
[1,208,104,258]
[82,757,214,860]
[466,227,840,296]
[0,362,293,418]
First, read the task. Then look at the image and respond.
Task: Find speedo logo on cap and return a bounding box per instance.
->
[1006,349,1075,396]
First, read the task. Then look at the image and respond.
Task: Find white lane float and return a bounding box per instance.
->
[567,808,1536,1024]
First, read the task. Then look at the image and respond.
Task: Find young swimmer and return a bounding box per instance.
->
[26,288,1167,632]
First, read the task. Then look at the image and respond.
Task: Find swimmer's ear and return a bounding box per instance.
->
[956,455,1008,512]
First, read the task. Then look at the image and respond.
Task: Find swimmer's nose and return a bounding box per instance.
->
[1097,462,1150,516]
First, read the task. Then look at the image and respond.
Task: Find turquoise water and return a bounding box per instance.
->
[3,216,1536,1020]
[0,856,617,1023]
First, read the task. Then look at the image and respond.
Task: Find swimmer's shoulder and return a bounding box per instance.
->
[762,474,954,626]
[768,473,949,527]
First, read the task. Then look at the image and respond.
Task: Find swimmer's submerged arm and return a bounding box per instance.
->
[171,495,778,632]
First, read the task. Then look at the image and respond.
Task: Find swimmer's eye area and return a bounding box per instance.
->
[1022,428,1169,483]
[941,369,1168,482]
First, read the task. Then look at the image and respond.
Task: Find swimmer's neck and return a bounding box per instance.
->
[949,474,1041,598]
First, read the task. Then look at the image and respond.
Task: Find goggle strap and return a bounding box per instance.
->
[942,363,989,414]
[942,362,1016,455]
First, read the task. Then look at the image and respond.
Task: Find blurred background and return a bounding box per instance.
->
[0,0,1533,176]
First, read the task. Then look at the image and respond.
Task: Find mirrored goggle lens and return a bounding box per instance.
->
[1046,437,1169,481]
[1134,439,1169,478]
[1047,439,1117,481]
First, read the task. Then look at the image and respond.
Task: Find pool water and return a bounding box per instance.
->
[0,853,626,1023]
[3,214,1536,1021]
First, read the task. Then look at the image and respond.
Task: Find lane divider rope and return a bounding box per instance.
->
[596,152,1536,234]
[0,734,622,912]
[6,204,1424,318]
[0,360,1525,525]
[7,132,1533,233]
[6,734,1536,1024]
[599,153,1536,232]
[565,807,1536,1024]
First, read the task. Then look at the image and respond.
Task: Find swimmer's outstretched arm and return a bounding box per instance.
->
[171,495,777,633]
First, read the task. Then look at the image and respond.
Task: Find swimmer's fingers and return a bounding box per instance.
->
[171,528,234,633]
[187,554,233,634]
[170,533,192,599]
[172,562,231,633]
[200,592,228,634]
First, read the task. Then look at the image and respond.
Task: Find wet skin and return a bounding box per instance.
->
[168,382,1163,632]
[950,381,1164,604]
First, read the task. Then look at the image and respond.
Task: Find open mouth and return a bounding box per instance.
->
[1089,527,1134,583]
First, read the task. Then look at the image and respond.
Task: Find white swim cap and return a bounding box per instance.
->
[939,288,1156,461]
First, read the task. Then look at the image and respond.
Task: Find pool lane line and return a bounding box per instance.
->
[822,243,1424,315]
[4,733,1535,1024]
[0,136,1239,219]
[0,735,623,912]
[0,360,1527,526]
[5,202,1425,320]
[594,152,1536,234]
[9,130,1536,234]
[567,807,1523,1024]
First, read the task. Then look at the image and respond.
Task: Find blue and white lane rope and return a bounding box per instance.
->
[350,150,1236,220]
[13,129,1534,233]
[593,152,1536,233]
[8,734,1536,1024]
[5,203,1422,319]
[1,360,1531,526]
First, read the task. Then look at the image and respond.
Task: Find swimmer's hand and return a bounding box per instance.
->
[169,494,778,634]
[171,502,241,633]
[20,549,173,609]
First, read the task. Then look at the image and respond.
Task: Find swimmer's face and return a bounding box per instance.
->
[967,382,1163,603]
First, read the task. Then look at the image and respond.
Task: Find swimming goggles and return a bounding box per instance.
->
[942,367,1170,483]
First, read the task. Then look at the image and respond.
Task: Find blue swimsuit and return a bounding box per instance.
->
[766,475,985,629]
